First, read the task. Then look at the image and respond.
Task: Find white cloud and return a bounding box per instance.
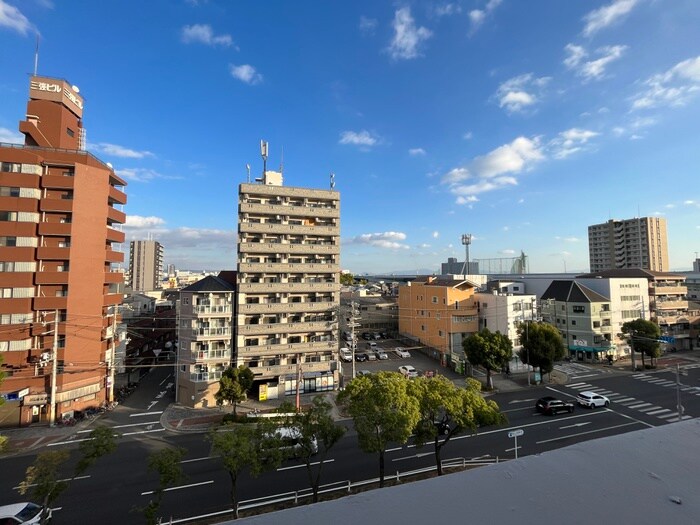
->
[408,147,426,156]
[432,231,439,239]
[549,128,599,159]
[684,200,696,205]
[124,215,166,229]
[229,64,263,85]
[555,236,581,243]
[564,44,627,81]
[339,130,379,147]
[500,249,516,255]
[469,0,502,34]
[441,167,470,185]
[0,126,23,144]
[0,0,33,35]
[495,73,550,113]
[387,7,432,60]
[463,131,473,140]
[456,195,479,205]
[116,168,182,183]
[90,143,154,159]
[417,243,431,249]
[434,4,461,17]
[359,16,377,34]
[582,0,638,37]
[345,231,409,249]
[181,24,233,47]
[631,56,700,110]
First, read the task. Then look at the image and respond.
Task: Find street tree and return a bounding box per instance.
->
[19,425,118,525]
[517,322,566,379]
[209,419,283,520]
[337,371,419,487]
[215,366,255,417]
[621,318,661,369]
[339,272,354,286]
[410,376,505,475]
[281,396,346,502]
[143,447,186,525]
[462,328,513,390]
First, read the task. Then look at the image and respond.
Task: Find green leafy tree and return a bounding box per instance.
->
[19,425,118,524]
[462,328,513,390]
[410,376,505,475]
[143,447,186,525]
[517,322,566,379]
[339,273,355,286]
[215,366,255,417]
[338,371,419,487]
[621,318,661,369]
[281,396,346,502]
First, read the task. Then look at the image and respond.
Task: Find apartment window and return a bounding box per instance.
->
[573,306,585,313]
[421,325,425,332]
[0,237,17,247]
[0,186,20,197]
[0,211,17,221]
[436,312,441,320]
[182,297,189,305]
[571,320,576,326]
[438,330,444,337]
[593,321,601,328]
[432,296,438,304]
[66,128,75,137]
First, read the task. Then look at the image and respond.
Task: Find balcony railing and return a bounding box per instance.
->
[193,305,232,314]
[192,327,231,337]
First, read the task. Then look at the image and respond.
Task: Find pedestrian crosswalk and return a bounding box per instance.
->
[567,381,692,422]
[632,371,700,395]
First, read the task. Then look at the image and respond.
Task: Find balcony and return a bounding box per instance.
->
[250,361,333,379]
[240,301,334,314]
[652,285,686,295]
[108,186,127,205]
[655,300,689,311]
[239,222,338,236]
[35,272,69,285]
[239,202,339,219]
[192,327,232,338]
[38,222,72,236]
[33,296,68,310]
[238,320,334,336]
[192,305,232,315]
[238,242,340,255]
[40,199,73,213]
[238,340,336,357]
[103,293,123,307]
[0,272,33,287]
[0,297,32,315]
[104,271,123,284]
[106,249,124,263]
[240,183,338,201]
[107,207,126,224]
[238,282,339,294]
[41,174,74,189]
[37,246,70,260]
[106,227,125,243]
[239,262,337,273]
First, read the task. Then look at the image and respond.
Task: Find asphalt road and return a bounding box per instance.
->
[3,361,700,524]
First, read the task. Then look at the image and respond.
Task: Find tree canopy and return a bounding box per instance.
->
[215,366,255,416]
[463,328,513,390]
[621,318,662,368]
[143,447,186,525]
[517,322,566,378]
[338,371,419,487]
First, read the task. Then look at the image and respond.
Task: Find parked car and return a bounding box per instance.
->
[0,502,48,524]
[375,349,389,360]
[399,365,418,378]
[367,342,378,350]
[356,370,371,377]
[366,351,377,361]
[535,396,575,415]
[339,348,353,362]
[355,352,369,362]
[394,347,411,358]
[577,391,610,408]
[379,332,388,339]
[361,332,372,340]
[372,333,381,340]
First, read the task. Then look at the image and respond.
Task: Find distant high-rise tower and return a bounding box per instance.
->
[236,160,340,397]
[129,240,163,292]
[588,217,669,272]
[0,75,127,426]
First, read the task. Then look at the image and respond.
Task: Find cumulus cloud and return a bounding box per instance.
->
[582,0,638,37]
[631,56,700,110]
[432,231,439,238]
[469,0,502,34]
[229,64,263,85]
[90,143,154,159]
[495,73,550,113]
[549,128,599,159]
[116,168,182,183]
[339,130,379,147]
[564,44,627,81]
[359,16,377,34]
[463,131,473,140]
[0,126,23,144]
[408,147,426,156]
[387,7,432,60]
[500,249,516,255]
[456,195,479,205]
[0,0,33,35]
[344,231,409,249]
[555,236,581,243]
[433,4,461,17]
[124,215,166,229]
[181,24,233,47]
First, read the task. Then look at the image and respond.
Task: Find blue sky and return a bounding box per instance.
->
[1,0,699,274]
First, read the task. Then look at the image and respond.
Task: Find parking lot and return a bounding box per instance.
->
[339,333,464,382]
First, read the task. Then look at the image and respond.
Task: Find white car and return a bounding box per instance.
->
[0,502,49,524]
[339,348,353,362]
[375,349,389,360]
[577,391,610,408]
[399,365,418,378]
[394,347,411,358]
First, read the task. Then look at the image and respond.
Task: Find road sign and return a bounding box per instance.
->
[508,429,524,438]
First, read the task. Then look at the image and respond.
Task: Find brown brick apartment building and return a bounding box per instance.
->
[0,75,127,427]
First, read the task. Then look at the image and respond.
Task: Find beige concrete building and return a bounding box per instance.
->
[236,169,340,399]
[128,240,163,292]
[588,217,669,272]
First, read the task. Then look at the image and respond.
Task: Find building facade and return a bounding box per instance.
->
[129,240,163,292]
[236,169,340,399]
[0,75,127,426]
[176,273,236,407]
[588,217,669,272]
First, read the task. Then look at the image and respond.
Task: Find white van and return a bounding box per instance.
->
[339,348,353,362]
[273,426,318,456]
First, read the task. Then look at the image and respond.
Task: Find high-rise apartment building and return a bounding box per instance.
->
[129,240,163,292]
[237,168,340,399]
[0,75,127,426]
[588,217,669,272]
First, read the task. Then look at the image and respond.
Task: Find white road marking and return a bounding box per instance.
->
[570,374,599,379]
[121,428,165,437]
[146,401,159,411]
[277,459,334,471]
[627,402,652,409]
[130,411,163,417]
[504,446,522,453]
[14,475,90,490]
[637,406,661,413]
[141,480,214,496]
[560,422,591,430]
[507,399,536,404]
[391,452,432,462]
[386,446,403,453]
[647,408,672,416]
[616,397,637,404]
[159,374,172,386]
[77,421,161,433]
[502,407,536,414]
[567,382,588,388]
[536,422,639,444]
[47,438,93,447]
[181,456,218,464]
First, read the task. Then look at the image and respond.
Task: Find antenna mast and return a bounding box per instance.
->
[330,172,335,190]
[461,234,472,276]
[260,140,268,175]
[34,34,40,76]
[246,163,251,183]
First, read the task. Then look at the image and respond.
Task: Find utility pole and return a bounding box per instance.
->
[676,364,683,422]
[49,309,59,426]
[347,301,360,379]
[108,307,117,403]
[295,359,302,411]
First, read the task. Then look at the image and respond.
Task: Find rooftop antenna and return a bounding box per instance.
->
[330,172,335,190]
[460,234,472,276]
[260,140,268,175]
[33,33,40,76]
[246,163,251,183]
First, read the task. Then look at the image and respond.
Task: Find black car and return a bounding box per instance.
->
[535,396,574,415]
[355,352,369,362]
[361,332,372,340]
